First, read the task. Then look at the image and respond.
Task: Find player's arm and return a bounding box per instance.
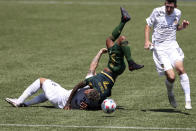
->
[87,48,107,76]
[64,81,87,110]
[144,24,153,50]
[177,20,189,31]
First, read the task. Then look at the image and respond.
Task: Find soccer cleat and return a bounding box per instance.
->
[167,94,177,108]
[185,101,192,110]
[128,60,144,71]
[120,7,131,23]
[19,103,28,107]
[5,98,20,107]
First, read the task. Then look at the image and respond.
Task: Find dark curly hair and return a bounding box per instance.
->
[86,89,100,102]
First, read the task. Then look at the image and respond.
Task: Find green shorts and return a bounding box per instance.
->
[107,43,126,76]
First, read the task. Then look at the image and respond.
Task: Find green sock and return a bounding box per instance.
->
[111,22,125,41]
[120,40,133,62]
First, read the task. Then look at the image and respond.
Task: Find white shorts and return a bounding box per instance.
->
[42,79,72,109]
[41,73,95,109]
[153,41,184,76]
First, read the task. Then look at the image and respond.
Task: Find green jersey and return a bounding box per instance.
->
[85,71,115,103]
[107,43,126,77]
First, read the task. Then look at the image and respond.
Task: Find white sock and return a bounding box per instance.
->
[17,79,41,104]
[165,79,174,95]
[180,73,191,102]
[24,93,47,106]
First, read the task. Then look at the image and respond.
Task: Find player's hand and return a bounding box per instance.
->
[80,102,88,110]
[144,41,153,50]
[100,48,108,54]
[64,104,71,110]
[182,20,189,29]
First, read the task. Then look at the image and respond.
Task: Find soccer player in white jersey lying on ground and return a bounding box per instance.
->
[144,0,192,109]
[5,48,107,110]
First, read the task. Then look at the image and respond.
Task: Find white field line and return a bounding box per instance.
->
[0,0,196,6]
[0,124,196,130]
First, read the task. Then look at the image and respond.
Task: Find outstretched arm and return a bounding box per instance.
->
[64,81,87,110]
[87,48,107,76]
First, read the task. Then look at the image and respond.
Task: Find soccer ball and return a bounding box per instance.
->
[101,99,116,113]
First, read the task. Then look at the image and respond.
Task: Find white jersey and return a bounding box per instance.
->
[146,6,181,47]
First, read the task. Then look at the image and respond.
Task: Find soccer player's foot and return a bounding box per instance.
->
[5,98,21,107]
[120,7,131,23]
[128,60,144,71]
[20,103,28,107]
[185,101,192,110]
[167,93,177,108]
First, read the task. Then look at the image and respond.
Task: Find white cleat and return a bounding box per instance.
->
[185,101,192,110]
[5,98,20,107]
[168,93,177,108]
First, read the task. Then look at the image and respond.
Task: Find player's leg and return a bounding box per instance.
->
[42,79,72,109]
[165,69,177,108]
[106,7,144,71]
[111,7,131,42]
[153,50,177,108]
[117,36,144,71]
[106,7,131,48]
[175,61,192,109]
[23,93,48,107]
[5,78,46,107]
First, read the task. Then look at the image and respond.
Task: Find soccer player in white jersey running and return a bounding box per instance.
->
[144,0,192,109]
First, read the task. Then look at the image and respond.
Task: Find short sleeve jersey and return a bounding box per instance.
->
[85,72,114,103]
[146,6,181,44]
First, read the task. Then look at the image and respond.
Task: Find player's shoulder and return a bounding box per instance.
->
[174,8,181,16]
[153,6,165,13]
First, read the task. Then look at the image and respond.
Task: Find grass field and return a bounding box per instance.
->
[0,0,196,130]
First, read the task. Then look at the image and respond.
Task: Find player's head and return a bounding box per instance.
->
[165,0,177,15]
[85,89,100,102]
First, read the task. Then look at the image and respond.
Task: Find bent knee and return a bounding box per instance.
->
[166,74,176,82]
[165,70,176,82]
[119,36,126,40]
[175,61,185,75]
[117,36,127,45]
[176,68,185,75]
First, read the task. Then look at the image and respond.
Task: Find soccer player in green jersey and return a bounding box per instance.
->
[65,7,144,110]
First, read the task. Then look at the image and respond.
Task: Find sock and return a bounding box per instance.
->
[111,22,125,41]
[165,79,174,95]
[24,93,47,106]
[180,73,191,102]
[120,40,133,65]
[17,79,41,104]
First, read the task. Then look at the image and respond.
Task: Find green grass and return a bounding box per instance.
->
[0,0,196,130]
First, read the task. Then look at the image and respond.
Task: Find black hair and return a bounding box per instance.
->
[166,0,177,7]
[86,89,100,102]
